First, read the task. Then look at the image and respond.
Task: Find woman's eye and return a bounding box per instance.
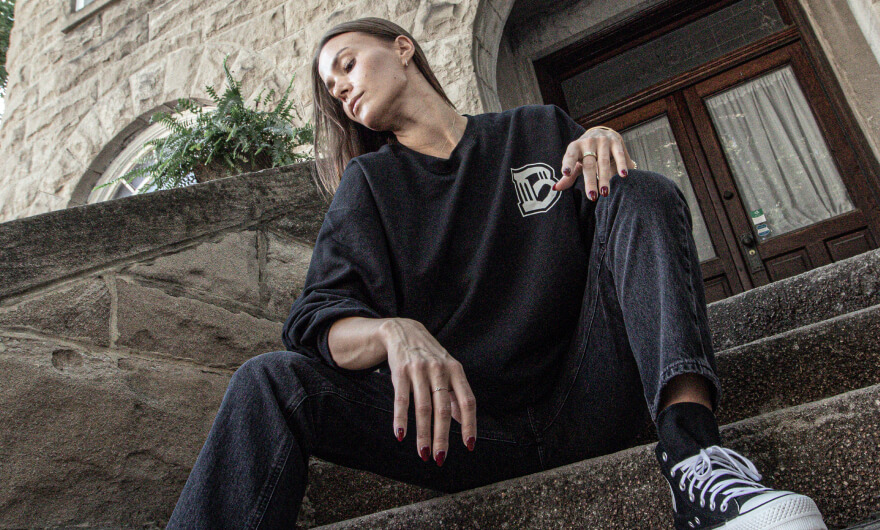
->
[344,60,354,72]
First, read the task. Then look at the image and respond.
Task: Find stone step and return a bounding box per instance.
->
[314,383,880,530]
[707,247,880,351]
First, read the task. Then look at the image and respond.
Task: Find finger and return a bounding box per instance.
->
[597,136,613,198]
[623,143,637,170]
[612,137,629,178]
[392,370,410,442]
[449,390,462,425]
[449,362,477,452]
[556,140,586,191]
[410,366,433,462]
[581,143,599,202]
[430,365,452,467]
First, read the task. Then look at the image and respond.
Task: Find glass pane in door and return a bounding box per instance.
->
[622,115,717,262]
[705,65,854,240]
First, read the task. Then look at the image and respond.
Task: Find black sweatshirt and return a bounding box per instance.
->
[282,104,595,414]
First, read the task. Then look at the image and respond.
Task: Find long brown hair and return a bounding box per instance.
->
[310,17,456,202]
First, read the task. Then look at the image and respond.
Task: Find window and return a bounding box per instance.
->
[74,0,96,11]
[87,107,216,204]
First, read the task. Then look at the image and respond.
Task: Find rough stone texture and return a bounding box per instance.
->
[0,277,111,347]
[115,277,282,369]
[715,301,880,426]
[317,384,880,530]
[707,248,880,350]
[0,164,326,300]
[264,230,313,320]
[123,230,265,315]
[0,0,487,223]
[300,460,443,530]
[0,334,232,529]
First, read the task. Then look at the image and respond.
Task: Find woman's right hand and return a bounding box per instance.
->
[379,317,477,466]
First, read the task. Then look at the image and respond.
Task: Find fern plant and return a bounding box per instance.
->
[95,54,314,192]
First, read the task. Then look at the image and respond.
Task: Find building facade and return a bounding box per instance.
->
[1,0,879,302]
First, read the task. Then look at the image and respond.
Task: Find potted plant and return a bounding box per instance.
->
[95,54,314,192]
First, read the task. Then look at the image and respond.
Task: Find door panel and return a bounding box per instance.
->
[684,42,880,284]
[702,64,854,240]
[606,97,745,303]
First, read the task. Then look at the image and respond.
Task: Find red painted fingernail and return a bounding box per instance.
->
[621,169,628,177]
[397,428,404,442]
[435,450,446,467]
[466,436,475,451]
[420,446,430,461]
[552,183,558,190]
[601,186,609,197]
[563,167,571,175]
[589,190,598,201]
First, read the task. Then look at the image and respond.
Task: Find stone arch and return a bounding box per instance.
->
[472,0,517,113]
[67,43,298,209]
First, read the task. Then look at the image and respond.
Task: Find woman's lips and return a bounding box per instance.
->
[352,94,363,114]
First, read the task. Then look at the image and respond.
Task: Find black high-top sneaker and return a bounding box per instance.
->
[655,403,827,530]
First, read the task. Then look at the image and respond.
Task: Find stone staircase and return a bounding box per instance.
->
[0,163,878,529]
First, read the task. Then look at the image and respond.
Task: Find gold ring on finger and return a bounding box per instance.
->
[582,151,597,160]
[432,387,449,394]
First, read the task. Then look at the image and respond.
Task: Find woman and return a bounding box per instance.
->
[166,17,827,530]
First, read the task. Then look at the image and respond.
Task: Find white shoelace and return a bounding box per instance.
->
[670,445,773,512]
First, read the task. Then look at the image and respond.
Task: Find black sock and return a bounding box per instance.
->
[656,402,721,463]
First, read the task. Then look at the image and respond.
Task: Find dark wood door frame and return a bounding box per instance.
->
[534,0,880,213]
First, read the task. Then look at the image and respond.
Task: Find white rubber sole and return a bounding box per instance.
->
[721,495,827,530]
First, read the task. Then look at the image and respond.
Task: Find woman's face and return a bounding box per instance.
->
[318,32,410,130]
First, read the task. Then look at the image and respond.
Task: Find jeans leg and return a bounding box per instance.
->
[528,169,723,471]
[166,350,542,529]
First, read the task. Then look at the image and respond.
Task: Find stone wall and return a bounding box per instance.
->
[0,0,487,223]
[0,162,443,528]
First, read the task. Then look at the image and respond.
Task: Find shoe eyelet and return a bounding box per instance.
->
[721,504,728,512]
[695,517,701,524]
[700,499,705,507]
[662,452,668,462]
[679,482,685,491]
[710,502,715,510]
[689,493,694,502]
[688,523,694,528]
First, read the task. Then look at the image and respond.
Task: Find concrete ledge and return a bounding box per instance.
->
[707,247,880,350]
[0,162,327,300]
[316,384,880,530]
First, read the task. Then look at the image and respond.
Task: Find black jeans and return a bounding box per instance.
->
[165,170,722,529]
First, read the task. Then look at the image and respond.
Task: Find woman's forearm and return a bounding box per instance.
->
[327,316,392,370]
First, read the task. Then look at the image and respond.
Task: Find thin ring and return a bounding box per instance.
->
[431,387,449,394]
[582,151,597,160]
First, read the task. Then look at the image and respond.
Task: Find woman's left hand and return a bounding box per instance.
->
[553,127,636,202]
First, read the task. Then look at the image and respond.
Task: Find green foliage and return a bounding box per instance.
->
[0,0,15,96]
[95,54,314,192]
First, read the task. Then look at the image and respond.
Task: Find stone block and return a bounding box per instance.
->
[0,277,111,347]
[115,278,282,368]
[264,231,313,320]
[124,231,263,310]
[0,164,323,299]
[0,335,230,528]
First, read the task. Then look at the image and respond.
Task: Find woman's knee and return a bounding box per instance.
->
[614,169,685,205]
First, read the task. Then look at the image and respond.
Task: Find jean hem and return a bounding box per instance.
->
[654,359,723,422]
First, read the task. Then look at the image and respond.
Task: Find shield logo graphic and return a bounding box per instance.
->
[510,162,561,217]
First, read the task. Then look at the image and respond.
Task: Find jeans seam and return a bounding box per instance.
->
[247,420,295,530]
[538,242,606,436]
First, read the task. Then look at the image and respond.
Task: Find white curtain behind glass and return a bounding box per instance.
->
[622,115,717,262]
[705,65,853,239]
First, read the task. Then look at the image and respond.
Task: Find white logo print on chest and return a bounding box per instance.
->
[510,162,561,217]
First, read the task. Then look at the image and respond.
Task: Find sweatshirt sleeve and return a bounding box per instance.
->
[281,161,397,373]
[550,104,596,248]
